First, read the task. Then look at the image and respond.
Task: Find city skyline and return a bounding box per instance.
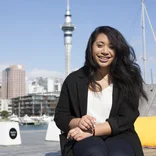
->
[0,0,156,83]
[0,64,63,100]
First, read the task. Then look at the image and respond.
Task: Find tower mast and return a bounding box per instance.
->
[61,0,75,77]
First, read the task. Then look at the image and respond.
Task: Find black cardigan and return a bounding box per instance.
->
[54,67,143,156]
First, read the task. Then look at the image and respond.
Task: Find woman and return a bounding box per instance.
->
[54,26,147,156]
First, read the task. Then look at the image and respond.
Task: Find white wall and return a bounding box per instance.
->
[47,79,54,92]
[0,99,12,114]
[27,77,63,94]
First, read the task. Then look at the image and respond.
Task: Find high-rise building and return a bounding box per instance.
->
[1,65,26,99]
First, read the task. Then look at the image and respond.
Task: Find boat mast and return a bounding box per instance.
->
[141,0,147,83]
[144,2,156,44]
[141,0,156,83]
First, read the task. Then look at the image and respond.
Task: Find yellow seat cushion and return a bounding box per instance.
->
[134,116,156,148]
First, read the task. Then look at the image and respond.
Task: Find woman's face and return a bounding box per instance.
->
[92,33,115,70]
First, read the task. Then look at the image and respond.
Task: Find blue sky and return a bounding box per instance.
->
[0,0,156,83]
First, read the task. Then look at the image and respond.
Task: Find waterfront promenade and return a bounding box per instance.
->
[0,130,61,156]
[0,128,155,156]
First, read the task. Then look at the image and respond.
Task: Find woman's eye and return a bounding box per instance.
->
[109,45,115,50]
[97,44,103,48]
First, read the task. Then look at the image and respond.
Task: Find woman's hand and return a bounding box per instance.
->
[78,115,96,131]
[67,127,93,141]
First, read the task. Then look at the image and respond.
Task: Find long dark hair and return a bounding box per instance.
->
[84,26,147,109]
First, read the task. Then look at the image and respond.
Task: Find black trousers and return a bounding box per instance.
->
[73,136,135,156]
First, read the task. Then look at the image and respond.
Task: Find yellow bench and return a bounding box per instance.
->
[134,116,156,148]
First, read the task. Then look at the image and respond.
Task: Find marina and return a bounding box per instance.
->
[8,114,54,126]
[0,124,155,156]
[0,128,61,156]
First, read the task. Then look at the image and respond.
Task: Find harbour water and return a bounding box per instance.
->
[19,125,48,131]
[0,125,61,156]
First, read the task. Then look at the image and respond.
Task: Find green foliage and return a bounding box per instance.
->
[1,110,9,119]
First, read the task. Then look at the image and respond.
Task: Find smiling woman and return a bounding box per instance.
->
[54,26,147,156]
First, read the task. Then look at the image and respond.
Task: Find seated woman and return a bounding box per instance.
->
[54,26,147,156]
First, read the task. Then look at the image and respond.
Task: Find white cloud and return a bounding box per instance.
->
[0,64,9,71]
[27,68,65,80]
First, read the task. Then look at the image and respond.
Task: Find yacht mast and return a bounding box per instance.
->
[141,0,156,83]
[144,3,156,43]
[141,0,147,83]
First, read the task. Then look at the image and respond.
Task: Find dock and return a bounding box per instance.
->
[0,130,60,156]
[143,148,156,156]
[0,129,155,156]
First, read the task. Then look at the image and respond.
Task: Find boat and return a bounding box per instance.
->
[21,114,35,125]
[39,114,54,125]
[9,114,21,123]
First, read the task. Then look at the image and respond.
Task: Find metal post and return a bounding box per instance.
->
[141,0,147,83]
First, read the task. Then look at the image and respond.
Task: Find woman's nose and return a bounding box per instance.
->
[101,46,109,54]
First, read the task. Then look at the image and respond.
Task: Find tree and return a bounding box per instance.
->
[1,110,9,119]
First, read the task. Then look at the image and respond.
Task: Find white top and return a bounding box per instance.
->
[87,84,113,124]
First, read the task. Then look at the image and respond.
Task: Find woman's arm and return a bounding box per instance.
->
[54,79,75,133]
[67,122,111,141]
[94,98,139,136]
[106,99,139,135]
[68,103,139,140]
[69,118,80,129]
[94,121,112,136]
[69,115,96,130]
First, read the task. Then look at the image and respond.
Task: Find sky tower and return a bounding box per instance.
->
[61,0,75,77]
